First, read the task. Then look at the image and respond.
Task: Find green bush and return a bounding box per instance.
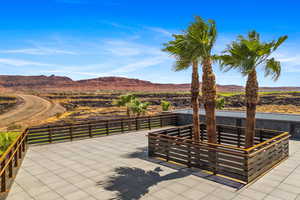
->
[161,100,171,111]
[0,132,19,155]
[216,98,225,110]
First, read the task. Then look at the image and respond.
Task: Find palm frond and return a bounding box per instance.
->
[219,30,287,81]
[162,16,218,72]
[264,58,281,81]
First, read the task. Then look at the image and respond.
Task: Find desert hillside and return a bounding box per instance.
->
[0,75,299,92]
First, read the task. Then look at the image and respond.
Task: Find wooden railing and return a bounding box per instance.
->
[148,124,289,183]
[150,123,279,148]
[0,130,28,198]
[27,114,178,144]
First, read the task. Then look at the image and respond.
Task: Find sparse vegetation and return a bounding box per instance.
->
[129,100,150,116]
[0,132,19,155]
[216,98,225,110]
[161,100,171,111]
[0,95,18,114]
[6,123,22,131]
[25,90,300,127]
[113,94,137,117]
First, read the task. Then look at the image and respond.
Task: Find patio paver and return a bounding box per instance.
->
[6,129,300,200]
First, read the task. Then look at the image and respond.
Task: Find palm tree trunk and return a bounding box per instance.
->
[202,58,217,143]
[245,70,259,148]
[202,58,217,174]
[191,60,200,141]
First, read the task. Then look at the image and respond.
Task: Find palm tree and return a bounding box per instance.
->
[129,100,150,117]
[162,16,218,143]
[216,98,225,110]
[219,31,287,147]
[113,94,137,130]
[113,94,137,117]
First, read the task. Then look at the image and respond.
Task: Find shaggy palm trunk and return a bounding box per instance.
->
[191,60,200,141]
[202,58,217,174]
[245,70,259,148]
[202,58,217,143]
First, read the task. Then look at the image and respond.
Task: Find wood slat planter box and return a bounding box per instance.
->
[148,124,289,183]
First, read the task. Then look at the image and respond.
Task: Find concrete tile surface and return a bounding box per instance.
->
[6,129,300,200]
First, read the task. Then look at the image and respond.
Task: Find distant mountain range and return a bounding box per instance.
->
[0,75,299,93]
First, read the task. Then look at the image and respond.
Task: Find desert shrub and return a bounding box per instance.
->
[129,100,150,116]
[0,132,18,155]
[6,123,22,131]
[161,100,171,111]
[55,112,62,119]
[216,98,225,110]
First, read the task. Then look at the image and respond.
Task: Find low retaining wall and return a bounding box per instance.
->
[175,110,300,139]
[148,124,289,183]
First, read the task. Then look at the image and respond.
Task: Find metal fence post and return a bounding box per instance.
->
[69,126,73,141]
[1,160,6,192]
[148,116,151,130]
[48,126,52,143]
[88,123,92,137]
[106,121,109,135]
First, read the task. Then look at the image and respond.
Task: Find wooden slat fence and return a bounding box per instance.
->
[150,124,279,148]
[0,130,28,199]
[148,124,289,183]
[28,114,178,144]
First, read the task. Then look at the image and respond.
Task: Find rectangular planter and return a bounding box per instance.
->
[148,124,289,183]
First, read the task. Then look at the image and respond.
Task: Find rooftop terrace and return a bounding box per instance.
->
[6,128,300,200]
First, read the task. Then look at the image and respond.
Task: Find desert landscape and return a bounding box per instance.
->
[0,75,299,130]
[2,2,300,199]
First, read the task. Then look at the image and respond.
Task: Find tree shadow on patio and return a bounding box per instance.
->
[121,146,245,190]
[97,166,191,200]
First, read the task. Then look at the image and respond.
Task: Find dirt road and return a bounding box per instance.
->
[0,94,65,129]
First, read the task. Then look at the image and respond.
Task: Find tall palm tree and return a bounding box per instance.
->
[162,16,218,143]
[219,31,287,147]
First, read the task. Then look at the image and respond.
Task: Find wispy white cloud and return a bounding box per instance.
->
[111,56,169,74]
[99,20,135,31]
[272,49,300,72]
[100,20,174,38]
[145,26,173,37]
[0,47,77,55]
[0,58,52,67]
[102,39,164,57]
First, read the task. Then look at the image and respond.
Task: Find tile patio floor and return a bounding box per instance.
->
[6,128,300,200]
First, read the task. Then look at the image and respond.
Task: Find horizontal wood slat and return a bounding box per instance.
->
[148,124,289,184]
[28,114,178,144]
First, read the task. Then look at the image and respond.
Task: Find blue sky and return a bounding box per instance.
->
[0,0,300,86]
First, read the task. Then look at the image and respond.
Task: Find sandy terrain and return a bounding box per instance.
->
[0,94,65,130]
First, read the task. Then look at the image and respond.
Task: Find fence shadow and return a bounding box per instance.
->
[97,166,191,200]
[123,146,245,190]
